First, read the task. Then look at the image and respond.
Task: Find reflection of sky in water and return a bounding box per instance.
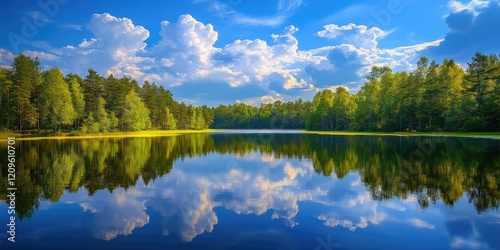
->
[3,151,499,250]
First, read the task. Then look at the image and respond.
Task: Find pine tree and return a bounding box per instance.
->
[11,53,39,132]
[0,68,13,129]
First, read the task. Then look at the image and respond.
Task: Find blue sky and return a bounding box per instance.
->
[1,0,499,106]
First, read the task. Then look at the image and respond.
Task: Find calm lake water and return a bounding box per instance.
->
[1,132,499,249]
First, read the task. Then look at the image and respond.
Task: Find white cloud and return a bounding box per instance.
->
[152,14,218,73]
[48,151,493,245]
[0,48,14,68]
[426,1,500,62]
[326,85,352,93]
[308,29,441,87]
[2,13,443,106]
[87,13,149,55]
[383,202,407,212]
[448,0,491,14]
[43,13,151,77]
[24,50,60,61]
[67,187,151,241]
[237,94,284,107]
[408,218,435,229]
[316,23,387,50]
[318,214,369,231]
[59,24,83,31]
[450,236,492,249]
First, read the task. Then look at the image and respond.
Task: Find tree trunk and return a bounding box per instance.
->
[428,112,432,131]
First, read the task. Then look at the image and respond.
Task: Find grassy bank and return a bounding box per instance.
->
[1,129,499,141]
[0,129,222,141]
[302,130,500,139]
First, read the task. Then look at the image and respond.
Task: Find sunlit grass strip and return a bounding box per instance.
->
[0,129,223,141]
[1,129,499,141]
[0,131,23,139]
[302,130,500,139]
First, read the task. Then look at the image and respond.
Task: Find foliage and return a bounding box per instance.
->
[40,67,76,131]
[123,89,151,131]
[0,52,498,133]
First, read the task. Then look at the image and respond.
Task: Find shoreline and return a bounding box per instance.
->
[0,129,499,141]
[302,130,500,140]
[0,129,223,141]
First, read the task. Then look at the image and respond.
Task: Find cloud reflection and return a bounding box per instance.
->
[63,182,152,240]
[57,151,498,247]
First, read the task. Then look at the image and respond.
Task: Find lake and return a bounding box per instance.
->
[0,132,499,249]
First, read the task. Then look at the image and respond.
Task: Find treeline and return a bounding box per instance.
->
[211,100,311,129]
[212,52,500,132]
[0,53,214,133]
[1,52,499,133]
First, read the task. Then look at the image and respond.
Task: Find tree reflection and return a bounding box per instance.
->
[0,133,498,220]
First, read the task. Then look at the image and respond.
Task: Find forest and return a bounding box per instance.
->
[0,52,499,133]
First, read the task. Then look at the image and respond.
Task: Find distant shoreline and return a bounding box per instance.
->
[1,129,499,141]
[0,129,222,141]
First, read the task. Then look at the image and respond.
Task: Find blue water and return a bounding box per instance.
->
[0,133,499,249]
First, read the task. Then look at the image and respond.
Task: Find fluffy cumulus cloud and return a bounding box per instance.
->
[316,23,386,50]
[211,24,314,91]
[147,14,219,86]
[145,157,318,242]
[306,23,441,90]
[305,45,368,88]
[448,0,492,13]
[3,12,446,105]
[316,174,388,232]
[53,13,151,79]
[34,150,499,247]
[64,187,152,241]
[425,0,500,61]
[41,13,318,105]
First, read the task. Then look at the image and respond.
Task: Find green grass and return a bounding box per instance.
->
[0,131,22,138]
[0,129,223,141]
[1,129,499,141]
[302,130,500,139]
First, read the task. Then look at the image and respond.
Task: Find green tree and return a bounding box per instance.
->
[68,75,85,129]
[464,52,500,130]
[422,60,441,131]
[11,53,39,132]
[165,107,177,130]
[96,97,114,132]
[189,105,197,129]
[195,107,205,129]
[40,67,76,131]
[439,59,465,130]
[332,87,351,130]
[0,68,13,129]
[354,79,380,130]
[81,113,99,133]
[83,69,104,115]
[81,97,114,133]
[123,89,151,131]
